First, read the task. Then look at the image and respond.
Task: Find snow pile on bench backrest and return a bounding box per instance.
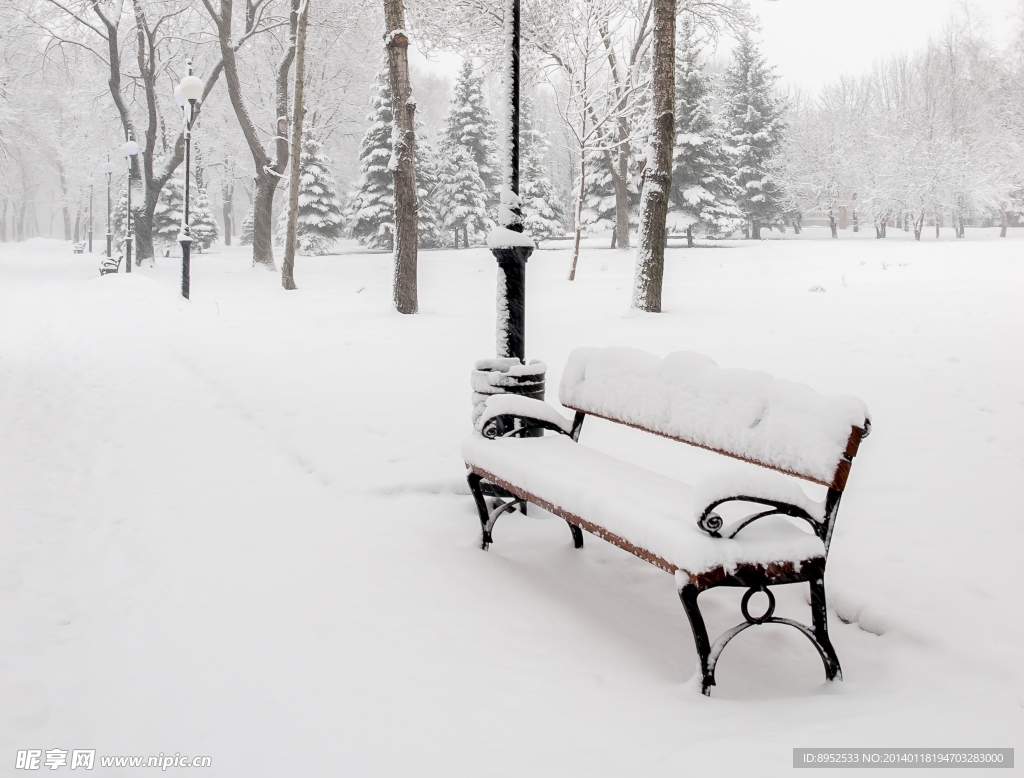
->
[559,347,870,486]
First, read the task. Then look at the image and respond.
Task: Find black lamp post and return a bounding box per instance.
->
[471,0,544,427]
[489,0,533,362]
[123,133,140,273]
[101,158,115,259]
[176,62,204,300]
[87,178,95,253]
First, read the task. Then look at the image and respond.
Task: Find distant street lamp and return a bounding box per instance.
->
[123,133,140,273]
[176,61,204,300]
[86,178,95,253]
[101,158,116,259]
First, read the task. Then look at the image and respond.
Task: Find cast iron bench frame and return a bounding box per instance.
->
[466,399,870,696]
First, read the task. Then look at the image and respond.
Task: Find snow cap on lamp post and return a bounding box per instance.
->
[123,138,139,157]
[87,177,95,187]
[101,160,116,175]
[174,84,186,108]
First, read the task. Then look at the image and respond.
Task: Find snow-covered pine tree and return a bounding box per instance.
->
[239,205,254,246]
[520,109,565,243]
[350,67,396,250]
[722,31,786,239]
[280,127,345,255]
[437,59,500,237]
[579,124,617,235]
[440,145,490,247]
[670,18,742,245]
[579,121,641,245]
[190,188,219,251]
[416,137,446,248]
[152,177,183,247]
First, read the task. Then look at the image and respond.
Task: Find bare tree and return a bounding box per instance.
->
[631,0,673,312]
[384,0,418,313]
[203,0,299,269]
[282,0,309,290]
[34,0,224,262]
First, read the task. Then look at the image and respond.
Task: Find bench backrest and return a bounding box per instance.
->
[558,347,870,491]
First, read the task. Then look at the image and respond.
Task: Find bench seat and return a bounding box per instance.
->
[462,433,825,577]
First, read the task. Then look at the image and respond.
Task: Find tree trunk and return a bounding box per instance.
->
[613,147,630,249]
[205,0,294,270]
[222,207,232,245]
[569,151,586,281]
[58,164,72,240]
[282,0,309,291]
[829,211,837,239]
[686,224,693,248]
[222,171,234,246]
[135,183,156,265]
[463,225,468,249]
[630,0,673,313]
[751,218,762,240]
[1000,207,1008,238]
[73,210,81,243]
[384,0,418,314]
[610,226,617,249]
[0,197,6,242]
[453,228,459,249]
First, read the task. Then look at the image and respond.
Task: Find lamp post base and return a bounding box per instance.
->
[106,233,112,259]
[180,239,191,299]
[491,245,533,362]
[125,234,133,273]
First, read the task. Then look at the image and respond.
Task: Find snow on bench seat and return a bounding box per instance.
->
[462,433,825,576]
[559,347,870,487]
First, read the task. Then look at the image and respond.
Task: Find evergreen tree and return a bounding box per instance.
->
[190,188,219,251]
[579,122,641,242]
[440,145,490,247]
[722,32,786,239]
[520,113,565,242]
[416,138,447,248]
[278,127,345,255]
[671,19,742,244]
[239,205,254,246]
[437,60,499,242]
[153,177,184,245]
[111,187,127,245]
[350,67,396,249]
[440,60,500,195]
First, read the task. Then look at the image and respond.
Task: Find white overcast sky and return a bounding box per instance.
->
[414,0,1021,95]
[749,0,1020,92]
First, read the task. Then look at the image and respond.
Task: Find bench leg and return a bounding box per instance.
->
[467,473,493,550]
[809,577,843,682]
[566,522,584,549]
[468,472,527,551]
[678,584,715,695]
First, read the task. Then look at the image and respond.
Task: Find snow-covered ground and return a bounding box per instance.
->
[1,229,1021,775]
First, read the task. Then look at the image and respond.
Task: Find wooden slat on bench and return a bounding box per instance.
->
[469,465,679,574]
[562,404,867,492]
[470,465,826,589]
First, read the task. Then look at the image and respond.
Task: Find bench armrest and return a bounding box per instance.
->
[476,394,575,439]
[694,470,826,542]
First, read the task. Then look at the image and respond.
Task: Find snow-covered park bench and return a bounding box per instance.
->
[99,255,122,275]
[463,347,871,695]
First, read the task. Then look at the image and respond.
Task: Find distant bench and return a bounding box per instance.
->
[463,347,870,695]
